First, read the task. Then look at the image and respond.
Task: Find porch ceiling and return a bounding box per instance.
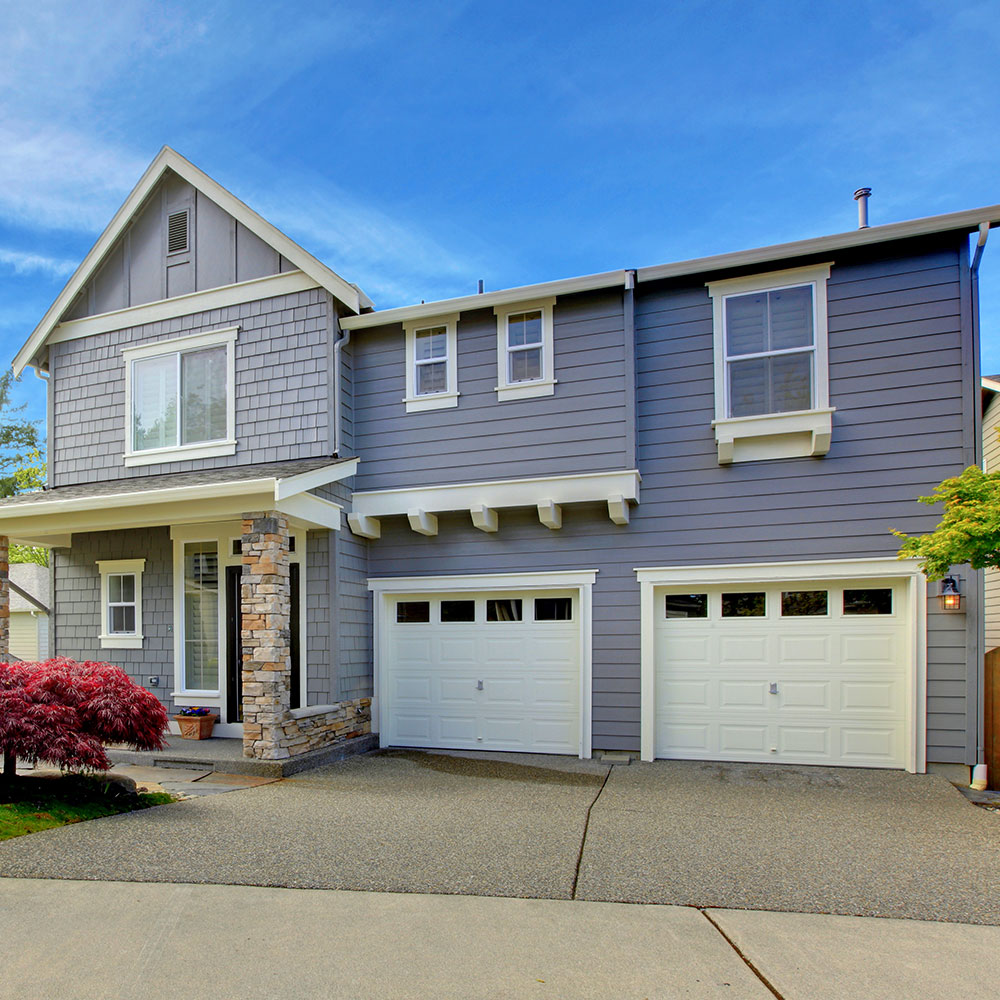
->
[0,457,358,545]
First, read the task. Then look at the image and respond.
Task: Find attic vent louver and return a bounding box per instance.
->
[167,210,189,254]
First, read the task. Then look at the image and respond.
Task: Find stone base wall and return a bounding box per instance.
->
[244,698,371,759]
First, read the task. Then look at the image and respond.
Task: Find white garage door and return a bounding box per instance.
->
[654,579,910,768]
[382,590,581,754]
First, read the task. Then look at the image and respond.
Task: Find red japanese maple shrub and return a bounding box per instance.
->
[0,658,167,781]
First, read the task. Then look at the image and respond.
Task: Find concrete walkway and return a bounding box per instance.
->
[2,878,997,1000]
[2,751,998,923]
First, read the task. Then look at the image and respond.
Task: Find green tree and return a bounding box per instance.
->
[892,465,1000,579]
[7,450,47,566]
[0,370,42,499]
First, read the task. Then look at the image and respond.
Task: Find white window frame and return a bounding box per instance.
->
[707,264,834,464]
[494,297,556,401]
[121,326,238,467]
[402,314,459,412]
[97,558,145,649]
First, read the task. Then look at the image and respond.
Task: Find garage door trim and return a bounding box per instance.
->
[369,570,598,758]
[635,558,926,772]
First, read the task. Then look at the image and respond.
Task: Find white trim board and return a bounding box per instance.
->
[352,469,640,518]
[634,557,927,774]
[369,569,597,759]
[13,145,367,376]
[47,272,317,348]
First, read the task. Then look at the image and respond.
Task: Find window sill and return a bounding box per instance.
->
[495,378,557,402]
[712,407,835,464]
[170,692,221,705]
[123,439,237,467]
[402,391,460,413]
[99,634,144,649]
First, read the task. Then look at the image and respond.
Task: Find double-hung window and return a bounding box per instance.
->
[708,264,833,464]
[403,314,458,412]
[494,297,556,401]
[97,559,145,649]
[122,327,237,466]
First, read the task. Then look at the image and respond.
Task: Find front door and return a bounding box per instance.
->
[225,563,301,723]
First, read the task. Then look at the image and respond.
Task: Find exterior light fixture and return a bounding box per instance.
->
[939,576,962,612]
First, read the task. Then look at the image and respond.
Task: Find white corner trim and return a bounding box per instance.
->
[635,556,927,770]
[712,407,835,465]
[368,569,599,593]
[495,297,556,401]
[48,273,317,347]
[124,440,237,467]
[352,469,640,519]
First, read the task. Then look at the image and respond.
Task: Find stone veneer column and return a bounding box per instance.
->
[239,512,291,759]
[0,535,8,662]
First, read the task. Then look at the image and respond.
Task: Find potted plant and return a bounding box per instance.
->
[173,706,218,740]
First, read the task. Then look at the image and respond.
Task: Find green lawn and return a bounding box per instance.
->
[0,776,174,841]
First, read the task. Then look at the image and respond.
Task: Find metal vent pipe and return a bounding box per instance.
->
[853,187,872,229]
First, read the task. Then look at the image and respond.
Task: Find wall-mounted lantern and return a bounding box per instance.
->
[939,576,963,612]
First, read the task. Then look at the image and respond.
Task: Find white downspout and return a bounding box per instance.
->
[332,320,351,458]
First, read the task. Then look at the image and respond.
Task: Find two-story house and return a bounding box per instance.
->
[0,147,993,782]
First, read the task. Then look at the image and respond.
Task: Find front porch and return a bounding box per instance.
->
[0,459,373,763]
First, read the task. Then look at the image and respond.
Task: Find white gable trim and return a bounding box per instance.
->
[12,146,367,376]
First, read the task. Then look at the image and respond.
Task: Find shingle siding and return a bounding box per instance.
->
[50,288,333,487]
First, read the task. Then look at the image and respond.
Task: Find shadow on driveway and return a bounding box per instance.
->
[2,751,998,923]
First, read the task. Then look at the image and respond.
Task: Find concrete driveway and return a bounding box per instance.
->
[1,750,998,924]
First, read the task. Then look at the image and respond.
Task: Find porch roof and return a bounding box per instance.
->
[0,457,358,547]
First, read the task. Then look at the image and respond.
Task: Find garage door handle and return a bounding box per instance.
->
[769,682,778,695]
[476,680,484,690]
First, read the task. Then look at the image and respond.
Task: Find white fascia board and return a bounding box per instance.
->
[274,458,359,501]
[368,569,599,593]
[50,275,314,347]
[634,557,925,585]
[637,208,1000,285]
[340,271,628,331]
[12,145,366,375]
[352,469,641,518]
[274,492,342,531]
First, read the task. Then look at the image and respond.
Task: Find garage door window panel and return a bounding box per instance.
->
[441,600,476,623]
[721,592,766,618]
[781,590,829,617]
[664,594,709,619]
[534,597,573,621]
[397,601,431,623]
[843,589,893,616]
[487,598,523,622]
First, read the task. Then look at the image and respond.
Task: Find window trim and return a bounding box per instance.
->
[121,326,238,467]
[96,558,145,649]
[402,314,459,412]
[707,264,833,464]
[494,297,556,401]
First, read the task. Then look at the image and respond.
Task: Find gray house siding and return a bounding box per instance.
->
[63,172,291,322]
[52,527,176,713]
[50,287,334,487]
[364,235,977,761]
[351,291,630,492]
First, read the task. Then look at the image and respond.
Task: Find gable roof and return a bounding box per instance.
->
[12,146,372,376]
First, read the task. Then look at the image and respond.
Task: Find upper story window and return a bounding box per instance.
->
[494,297,556,401]
[122,326,238,467]
[403,314,458,412]
[707,264,834,465]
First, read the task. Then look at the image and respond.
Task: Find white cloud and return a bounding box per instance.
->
[0,248,77,278]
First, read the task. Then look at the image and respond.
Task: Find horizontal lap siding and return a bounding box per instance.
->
[984,396,1000,651]
[351,293,629,491]
[50,289,333,486]
[367,238,974,759]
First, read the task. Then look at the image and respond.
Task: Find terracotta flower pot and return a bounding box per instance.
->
[173,713,218,740]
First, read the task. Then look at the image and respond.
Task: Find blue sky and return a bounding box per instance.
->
[3,0,1000,432]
